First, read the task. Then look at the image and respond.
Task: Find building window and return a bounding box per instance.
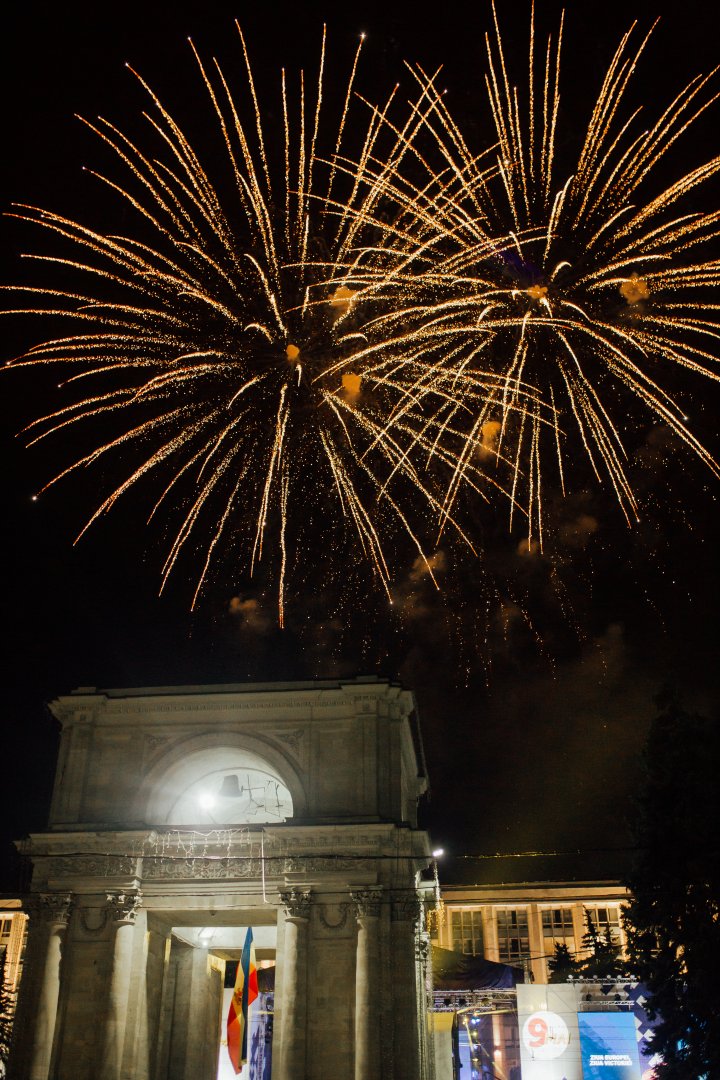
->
[496,909,530,963]
[541,907,575,940]
[586,906,622,945]
[451,909,484,956]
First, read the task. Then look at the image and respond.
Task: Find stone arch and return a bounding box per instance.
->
[134,729,308,825]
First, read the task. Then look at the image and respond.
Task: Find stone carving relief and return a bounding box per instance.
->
[143,857,261,880]
[281,855,365,875]
[351,888,383,919]
[279,887,313,920]
[27,892,74,925]
[316,902,351,932]
[45,855,138,878]
[271,728,305,757]
[106,891,143,924]
[79,907,109,934]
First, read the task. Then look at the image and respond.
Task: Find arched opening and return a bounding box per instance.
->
[137,737,306,826]
[168,761,293,826]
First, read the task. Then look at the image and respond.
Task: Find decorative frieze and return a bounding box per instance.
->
[281,855,366,874]
[44,855,138,878]
[143,856,262,880]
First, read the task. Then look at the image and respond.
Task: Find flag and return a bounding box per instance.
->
[227,928,259,1075]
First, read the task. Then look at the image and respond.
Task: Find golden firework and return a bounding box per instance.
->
[349,3,720,549]
[3,27,519,620]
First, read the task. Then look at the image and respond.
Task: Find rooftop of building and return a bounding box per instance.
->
[67,675,404,697]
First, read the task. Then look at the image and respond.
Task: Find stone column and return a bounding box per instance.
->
[100,891,142,1080]
[276,888,312,1080]
[415,932,432,1080]
[351,888,382,1080]
[391,894,422,1080]
[26,893,74,1080]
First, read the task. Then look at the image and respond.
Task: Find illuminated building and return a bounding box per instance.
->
[428,879,638,1078]
[0,902,26,997]
[433,880,629,984]
[8,679,433,1080]
[0,900,27,1066]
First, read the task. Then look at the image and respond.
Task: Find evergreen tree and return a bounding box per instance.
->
[548,941,579,982]
[623,695,720,1078]
[547,911,626,983]
[577,909,624,979]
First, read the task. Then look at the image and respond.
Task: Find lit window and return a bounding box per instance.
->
[496,909,530,963]
[451,909,484,956]
[586,905,622,945]
[541,907,574,938]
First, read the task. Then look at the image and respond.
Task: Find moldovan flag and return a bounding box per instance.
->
[227,928,258,1074]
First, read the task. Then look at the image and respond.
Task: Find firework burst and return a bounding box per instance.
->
[2,27,518,621]
[5,12,718,631]
[355,4,720,550]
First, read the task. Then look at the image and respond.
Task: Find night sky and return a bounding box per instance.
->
[1,0,719,891]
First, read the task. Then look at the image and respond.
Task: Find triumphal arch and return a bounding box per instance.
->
[10,678,433,1080]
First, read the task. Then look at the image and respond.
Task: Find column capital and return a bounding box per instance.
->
[391,892,422,924]
[105,890,142,925]
[351,887,383,919]
[27,891,74,926]
[279,887,312,921]
[415,932,431,964]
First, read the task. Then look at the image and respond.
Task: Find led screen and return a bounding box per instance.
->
[578,1012,642,1079]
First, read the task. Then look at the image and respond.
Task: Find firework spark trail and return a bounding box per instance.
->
[3,26,530,618]
[348,3,720,545]
[6,13,718,629]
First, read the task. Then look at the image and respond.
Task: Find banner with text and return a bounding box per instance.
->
[578,1012,642,1080]
[517,985,583,1080]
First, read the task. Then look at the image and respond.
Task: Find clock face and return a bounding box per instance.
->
[169,766,293,825]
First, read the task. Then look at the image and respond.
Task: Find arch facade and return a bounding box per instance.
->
[9,678,432,1080]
